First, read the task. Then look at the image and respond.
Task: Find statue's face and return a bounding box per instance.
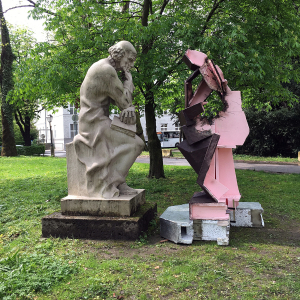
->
[118,51,136,72]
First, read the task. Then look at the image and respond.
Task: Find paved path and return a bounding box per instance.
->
[45,150,300,174]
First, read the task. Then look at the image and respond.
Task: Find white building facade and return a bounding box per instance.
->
[35,106,178,150]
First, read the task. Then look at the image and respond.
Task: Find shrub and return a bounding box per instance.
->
[236,104,300,157]
[16,144,45,156]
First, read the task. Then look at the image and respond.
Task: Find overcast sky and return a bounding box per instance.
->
[3,0,47,42]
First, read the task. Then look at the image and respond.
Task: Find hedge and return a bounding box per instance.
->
[235,104,300,157]
[16,144,45,156]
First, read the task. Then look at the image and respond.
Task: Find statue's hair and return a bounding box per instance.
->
[108,45,126,61]
[108,41,137,61]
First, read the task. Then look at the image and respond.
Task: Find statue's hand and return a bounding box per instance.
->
[123,70,132,82]
[120,106,136,125]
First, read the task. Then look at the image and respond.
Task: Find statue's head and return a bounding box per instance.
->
[108,41,137,72]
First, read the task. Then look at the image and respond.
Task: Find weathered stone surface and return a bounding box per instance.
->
[72,41,144,199]
[229,202,264,227]
[193,218,230,246]
[160,204,193,244]
[42,203,157,240]
[61,189,145,217]
[162,149,172,157]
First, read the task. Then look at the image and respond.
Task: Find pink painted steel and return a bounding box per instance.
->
[202,154,229,200]
[182,49,249,220]
[215,88,249,146]
[185,49,207,68]
[189,80,212,107]
[189,202,229,220]
[216,148,241,207]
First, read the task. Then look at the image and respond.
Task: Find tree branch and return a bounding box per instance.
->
[200,0,225,35]
[26,0,56,16]
[15,110,25,138]
[159,0,170,15]
[4,5,34,13]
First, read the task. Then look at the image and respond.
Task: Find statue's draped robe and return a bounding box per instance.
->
[73,59,143,198]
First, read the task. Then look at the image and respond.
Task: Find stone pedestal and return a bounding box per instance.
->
[42,203,157,240]
[61,189,145,217]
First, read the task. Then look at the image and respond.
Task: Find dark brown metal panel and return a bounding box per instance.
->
[178,139,208,174]
[185,81,193,108]
[181,125,212,146]
[186,68,201,83]
[197,134,220,185]
[182,53,199,71]
[190,191,215,204]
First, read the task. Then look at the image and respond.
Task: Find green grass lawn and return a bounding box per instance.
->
[141,150,300,163]
[0,156,300,299]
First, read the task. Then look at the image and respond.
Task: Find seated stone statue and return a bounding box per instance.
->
[73,41,144,198]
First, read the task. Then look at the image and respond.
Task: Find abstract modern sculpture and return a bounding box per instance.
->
[160,49,263,245]
[178,49,249,213]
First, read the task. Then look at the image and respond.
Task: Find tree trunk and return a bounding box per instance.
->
[145,90,164,178]
[0,0,17,156]
[141,0,164,178]
[15,110,32,146]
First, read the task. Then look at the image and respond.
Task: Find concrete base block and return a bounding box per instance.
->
[42,203,157,240]
[193,218,230,246]
[61,189,145,217]
[160,204,193,244]
[229,202,264,227]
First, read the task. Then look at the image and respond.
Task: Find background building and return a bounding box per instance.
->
[35,106,178,150]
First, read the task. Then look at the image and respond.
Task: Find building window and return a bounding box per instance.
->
[175,124,180,131]
[69,103,78,115]
[161,123,167,131]
[70,123,78,138]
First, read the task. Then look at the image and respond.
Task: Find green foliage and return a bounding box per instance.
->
[14,0,300,110]
[16,144,45,156]
[0,250,78,299]
[236,104,300,157]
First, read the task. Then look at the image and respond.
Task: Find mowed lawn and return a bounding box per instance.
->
[0,156,299,299]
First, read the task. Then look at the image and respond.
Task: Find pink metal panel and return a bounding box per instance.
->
[185,50,207,68]
[189,80,212,107]
[189,202,229,220]
[215,90,249,146]
[217,148,241,207]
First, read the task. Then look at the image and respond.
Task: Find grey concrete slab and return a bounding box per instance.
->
[160,204,193,244]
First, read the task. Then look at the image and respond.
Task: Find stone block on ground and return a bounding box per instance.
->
[61,189,145,217]
[160,204,193,244]
[42,203,157,240]
[229,202,264,227]
[193,217,230,246]
[162,149,173,157]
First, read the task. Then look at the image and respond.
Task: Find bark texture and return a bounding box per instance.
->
[0,0,17,156]
[145,90,164,178]
[141,0,164,178]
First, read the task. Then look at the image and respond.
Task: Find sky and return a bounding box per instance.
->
[3,0,47,42]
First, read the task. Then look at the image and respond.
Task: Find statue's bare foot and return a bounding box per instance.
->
[118,183,138,195]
